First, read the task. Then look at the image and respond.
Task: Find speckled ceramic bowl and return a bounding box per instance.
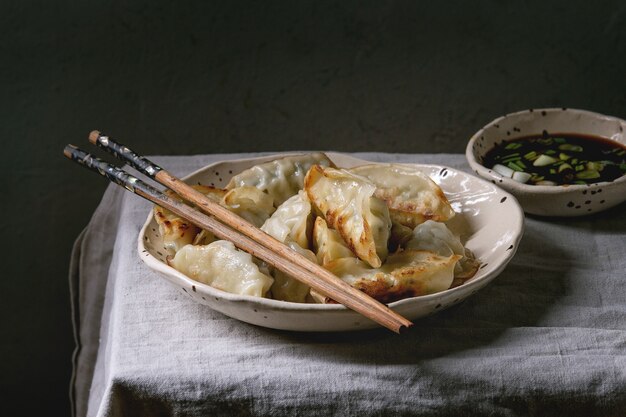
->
[139,153,524,332]
[466,108,626,216]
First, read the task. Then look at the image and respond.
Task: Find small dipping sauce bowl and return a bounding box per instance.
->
[466,108,626,216]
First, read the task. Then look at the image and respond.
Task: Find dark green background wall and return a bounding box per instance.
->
[2,1,625,415]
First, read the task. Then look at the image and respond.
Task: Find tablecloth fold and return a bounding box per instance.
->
[70,153,626,417]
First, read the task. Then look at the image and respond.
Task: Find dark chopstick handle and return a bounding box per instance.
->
[88,130,163,178]
[64,144,166,201]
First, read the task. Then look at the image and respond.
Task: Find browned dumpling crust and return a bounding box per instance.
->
[154,185,225,252]
[304,165,391,268]
[351,164,455,228]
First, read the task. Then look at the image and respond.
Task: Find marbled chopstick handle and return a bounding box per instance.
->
[88,130,162,178]
[64,144,165,201]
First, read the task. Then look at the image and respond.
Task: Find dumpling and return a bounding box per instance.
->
[226,153,335,206]
[312,217,354,265]
[304,165,391,268]
[350,164,455,228]
[268,239,317,303]
[169,240,274,297]
[388,222,414,253]
[324,250,461,303]
[405,220,464,255]
[405,220,479,282]
[154,205,199,252]
[192,186,274,245]
[260,191,315,302]
[155,184,276,252]
[192,229,216,246]
[154,185,224,252]
[222,186,275,227]
[260,191,312,250]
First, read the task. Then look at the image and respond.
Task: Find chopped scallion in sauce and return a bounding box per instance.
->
[484,134,626,185]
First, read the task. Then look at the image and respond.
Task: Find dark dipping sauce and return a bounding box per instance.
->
[483,133,626,185]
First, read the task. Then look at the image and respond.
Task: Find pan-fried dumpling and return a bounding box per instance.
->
[269,240,316,303]
[405,220,464,255]
[304,165,391,268]
[226,153,335,206]
[260,191,315,302]
[312,217,354,265]
[169,240,274,297]
[155,184,276,252]
[154,185,224,252]
[154,205,198,252]
[324,250,461,303]
[350,164,455,228]
[191,186,274,245]
[388,222,414,253]
[405,220,479,281]
[192,229,216,246]
[222,186,275,227]
[179,186,231,247]
[260,191,312,250]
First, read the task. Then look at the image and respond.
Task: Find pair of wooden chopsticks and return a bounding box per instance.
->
[64,132,413,333]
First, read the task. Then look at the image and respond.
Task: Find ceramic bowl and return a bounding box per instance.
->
[138,153,524,332]
[466,108,626,216]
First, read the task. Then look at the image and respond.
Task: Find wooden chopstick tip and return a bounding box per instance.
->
[397,322,413,335]
[88,130,101,145]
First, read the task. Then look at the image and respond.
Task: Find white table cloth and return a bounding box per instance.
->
[70,153,626,417]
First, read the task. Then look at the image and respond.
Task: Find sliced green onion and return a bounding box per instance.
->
[512,171,531,183]
[507,161,524,171]
[493,164,514,178]
[505,142,522,150]
[586,161,604,171]
[575,165,585,171]
[554,137,566,143]
[559,153,570,160]
[576,170,600,179]
[617,150,626,156]
[558,163,573,173]
[516,160,527,168]
[559,144,583,152]
[574,180,587,185]
[545,149,557,155]
[549,168,556,174]
[571,158,578,165]
[524,151,538,160]
[533,154,559,166]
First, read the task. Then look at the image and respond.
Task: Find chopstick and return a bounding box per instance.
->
[65,141,413,333]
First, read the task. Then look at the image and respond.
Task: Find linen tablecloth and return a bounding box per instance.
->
[70,153,626,417]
